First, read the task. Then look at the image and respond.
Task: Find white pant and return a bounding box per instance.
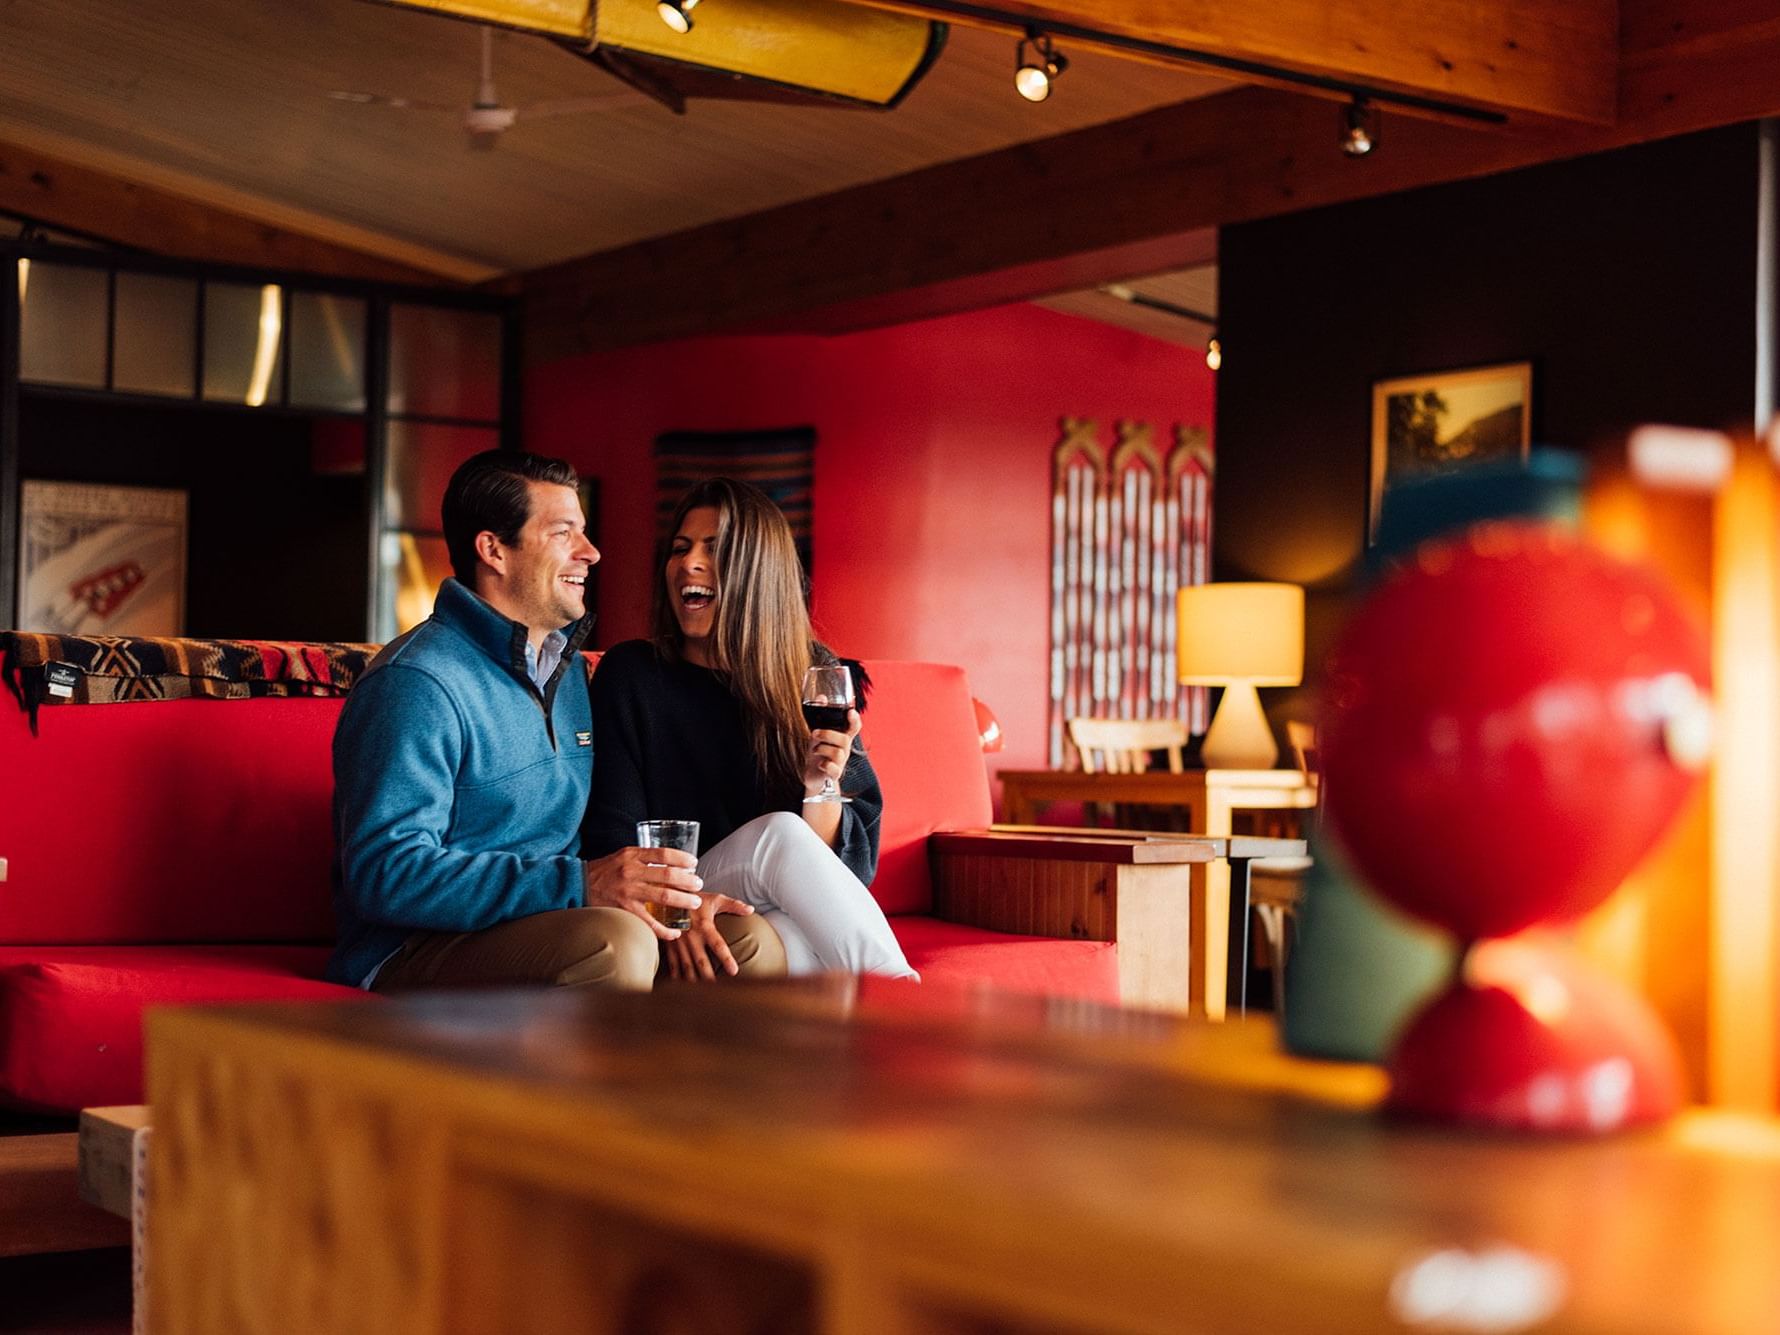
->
[697,811,917,980]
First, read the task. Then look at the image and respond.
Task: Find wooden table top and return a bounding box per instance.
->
[151,980,1780,1333]
[935,827,1307,861]
[997,766,1318,792]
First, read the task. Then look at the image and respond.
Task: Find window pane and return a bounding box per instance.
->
[387,304,501,420]
[378,531,452,642]
[203,282,285,406]
[19,261,108,388]
[289,292,366,411]
[384,421,500,531]
[113,272,197,397]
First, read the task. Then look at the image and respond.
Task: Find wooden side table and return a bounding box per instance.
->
[996,768,1318,1017]
[79,1105,152,1334]
[931,828,1302,1016]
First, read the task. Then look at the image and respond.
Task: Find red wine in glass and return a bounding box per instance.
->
[801,703,852,732]
[801,665,854,804]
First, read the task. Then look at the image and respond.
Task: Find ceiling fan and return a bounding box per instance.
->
[327,25,646,148]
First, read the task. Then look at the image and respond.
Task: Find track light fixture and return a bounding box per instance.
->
[1340,96,1379,157]
[657,0,699,33]
[1014,28,1067,102]
[1205,337,1222,371]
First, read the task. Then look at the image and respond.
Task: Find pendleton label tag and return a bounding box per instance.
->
[45,663,82,700]
[575,730,592,748]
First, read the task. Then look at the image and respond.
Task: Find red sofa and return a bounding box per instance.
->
[0,639,1128,1119]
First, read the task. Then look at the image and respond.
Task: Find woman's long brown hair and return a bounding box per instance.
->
[652,477,819,802]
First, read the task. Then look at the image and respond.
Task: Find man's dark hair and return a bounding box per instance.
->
[441,450,580,586]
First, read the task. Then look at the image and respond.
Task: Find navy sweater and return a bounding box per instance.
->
[328,579,594,986]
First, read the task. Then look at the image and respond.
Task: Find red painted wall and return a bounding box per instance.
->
[525,301,1214,784]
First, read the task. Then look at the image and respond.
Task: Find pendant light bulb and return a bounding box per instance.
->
[1205,337,1222,372]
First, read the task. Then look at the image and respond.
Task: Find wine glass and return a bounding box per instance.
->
[801,665,855,805]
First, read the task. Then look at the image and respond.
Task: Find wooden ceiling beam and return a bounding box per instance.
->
[0,138,456,287]
[520,86,1566,363]
[742,228,1220,336]
[1617,0,1780,136]
[838,0,1619,125]
[522,0,1780,364]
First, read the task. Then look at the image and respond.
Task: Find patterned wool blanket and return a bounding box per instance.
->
[2,632,380,730]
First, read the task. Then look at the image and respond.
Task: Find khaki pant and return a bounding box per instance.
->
[371,907,786,993]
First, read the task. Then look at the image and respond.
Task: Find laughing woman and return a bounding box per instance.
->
[581,477,916,982]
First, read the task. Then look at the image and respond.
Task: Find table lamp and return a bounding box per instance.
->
[1176,582,1304,769]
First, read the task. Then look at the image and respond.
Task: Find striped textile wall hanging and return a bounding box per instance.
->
[1048,418,1213,767]
[653,428,817,575]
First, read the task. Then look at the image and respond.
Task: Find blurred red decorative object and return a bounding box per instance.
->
[972,697,1004,753]
[1323,523,1711,940]
[1321,521,1711,1132]
[1388,935,1685,1131]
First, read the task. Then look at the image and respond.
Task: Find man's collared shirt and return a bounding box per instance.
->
[525,627,569,691]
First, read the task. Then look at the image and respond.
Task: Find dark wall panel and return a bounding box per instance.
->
[1216,124,1761,677]
[18,395,368,642]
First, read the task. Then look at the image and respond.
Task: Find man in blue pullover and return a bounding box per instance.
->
[328,450,786,991]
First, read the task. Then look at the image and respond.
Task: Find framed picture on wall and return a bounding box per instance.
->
[17,481,188,635]
[1369,361,1533,540]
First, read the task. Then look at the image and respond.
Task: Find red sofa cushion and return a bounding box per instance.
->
[859,661,993,915]
[0,945,360,1112]
[890,916,1119,1006]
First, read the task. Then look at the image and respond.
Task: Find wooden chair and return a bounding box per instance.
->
[1286,719,1319,789]
[1067,717,1189,830]
[1066,717,1187,774]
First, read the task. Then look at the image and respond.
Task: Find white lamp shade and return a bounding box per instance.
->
[1176,582,1304,686]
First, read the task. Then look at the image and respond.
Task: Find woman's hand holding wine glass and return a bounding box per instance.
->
[801,665,858,804]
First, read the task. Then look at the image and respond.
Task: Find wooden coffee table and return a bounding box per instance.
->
[147,981,1780,1334]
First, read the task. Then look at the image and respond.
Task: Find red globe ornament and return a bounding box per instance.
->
[1321,521,1711,1131]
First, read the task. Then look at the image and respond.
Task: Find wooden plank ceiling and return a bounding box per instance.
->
[2,0,1778,359]
[0,0,1227,278]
